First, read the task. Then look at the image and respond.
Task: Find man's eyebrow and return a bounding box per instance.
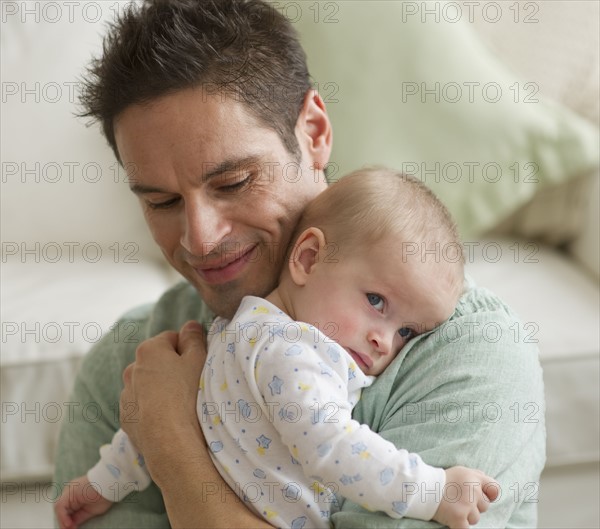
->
[202,155,263,181]
[130,183,166,195]
[129,155,264,195]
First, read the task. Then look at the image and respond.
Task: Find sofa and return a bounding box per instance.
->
[1,1,598,527]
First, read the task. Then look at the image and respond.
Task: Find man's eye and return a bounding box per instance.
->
[146,197,180,210]
[398,327,416,340]
[219,175,251,192]
[367,293,384,311]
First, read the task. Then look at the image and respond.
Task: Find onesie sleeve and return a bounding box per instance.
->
[87,428,152,502]
[254,325,446,521]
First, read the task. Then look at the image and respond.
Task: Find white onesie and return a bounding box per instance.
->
[88,296,445,528]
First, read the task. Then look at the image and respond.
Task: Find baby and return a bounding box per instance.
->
[56,168,498,529]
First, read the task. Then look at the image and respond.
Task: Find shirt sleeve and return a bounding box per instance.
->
[52,313,169,528]
[254,326,446,521]
[330,287,546,529]
[53,281,213,528]
[87,428,152,501]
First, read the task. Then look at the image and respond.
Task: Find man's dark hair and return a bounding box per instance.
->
[79,0,311,162]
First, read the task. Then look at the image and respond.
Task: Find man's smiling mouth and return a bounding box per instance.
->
[193,244,257,285]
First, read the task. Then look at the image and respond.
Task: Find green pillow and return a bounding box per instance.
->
[292,1,599,239]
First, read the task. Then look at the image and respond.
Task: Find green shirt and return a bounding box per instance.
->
[54,278,545,528]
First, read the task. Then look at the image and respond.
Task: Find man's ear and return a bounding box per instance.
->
[288,227,327,286]
[295,89,332,172]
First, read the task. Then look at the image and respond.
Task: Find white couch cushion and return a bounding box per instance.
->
[0,257,178,480]
[1,4,165,264]
[570,170,600,279]
[466,240,600,466]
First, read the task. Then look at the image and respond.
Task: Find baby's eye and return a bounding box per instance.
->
[367,293,384,312]
[398,327,416,340]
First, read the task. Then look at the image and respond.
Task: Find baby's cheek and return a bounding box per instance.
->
[332,316,361,343]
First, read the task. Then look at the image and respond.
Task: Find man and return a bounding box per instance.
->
[54,1,545,528]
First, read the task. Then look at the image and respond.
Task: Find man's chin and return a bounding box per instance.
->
[196,284,245,319]
[180,258,280,318]
[205,278,285,319]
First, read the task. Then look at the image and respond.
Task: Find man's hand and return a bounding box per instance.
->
[120,321,208,477]
[433,466,500,529]
[119,321,272,528]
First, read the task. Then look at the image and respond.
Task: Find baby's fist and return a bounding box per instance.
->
[433,466,499,529]
[55,475,113,529]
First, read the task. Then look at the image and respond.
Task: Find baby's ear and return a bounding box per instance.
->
[288,227,327,286]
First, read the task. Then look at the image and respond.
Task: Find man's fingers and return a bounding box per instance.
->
[134,330,179,362]
[122,363,133,385]
[179,320,207,362]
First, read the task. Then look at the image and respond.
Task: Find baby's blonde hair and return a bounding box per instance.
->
[292,167,464,295]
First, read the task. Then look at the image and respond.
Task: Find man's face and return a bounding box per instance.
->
[114,88,329,318]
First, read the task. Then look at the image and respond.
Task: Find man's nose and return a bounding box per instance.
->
[180,198,232,256]
[367,329,393,356]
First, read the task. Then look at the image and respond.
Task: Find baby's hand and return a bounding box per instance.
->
[433,466,499,529]
[55,475,113,529]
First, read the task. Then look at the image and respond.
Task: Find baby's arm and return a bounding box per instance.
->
[54,428,152,529]
[255,338,497,524]
[86,428,152,501]
[291,410,446,520]
[303,419,497,526]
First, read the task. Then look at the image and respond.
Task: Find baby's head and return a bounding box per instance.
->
[276,167,464,375]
